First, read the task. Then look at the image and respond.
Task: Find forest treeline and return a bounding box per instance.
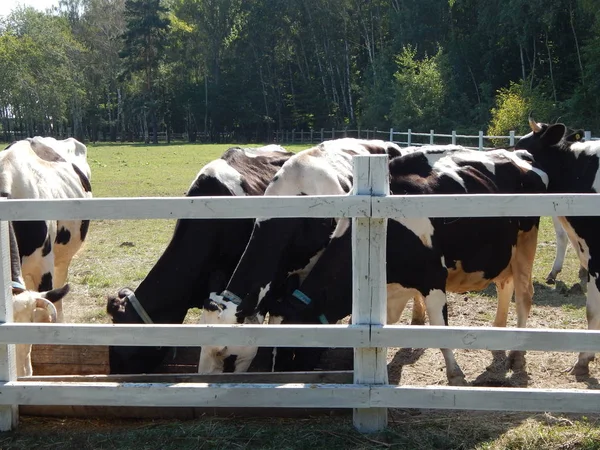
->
[0,0,599,143]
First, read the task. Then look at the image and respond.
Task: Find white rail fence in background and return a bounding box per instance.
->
[2,155,600,433]
[274,128,596,149]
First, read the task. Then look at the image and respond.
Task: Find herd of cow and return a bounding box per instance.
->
[2,117,600,385]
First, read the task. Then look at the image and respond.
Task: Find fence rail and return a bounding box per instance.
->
[274,128,596,150]
[1,156,600,433]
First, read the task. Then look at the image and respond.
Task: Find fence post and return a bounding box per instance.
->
[509,131,515,147]
[292,129,295,144]
[358,126,361,139]
[389,128,394,143]
[352,155,389,433]
[585,131,592,141]
[332,128,335,140]
[0,215,18,430]
[407,129,411,146]
[344,127,348,138]
[452,131,457,145]
[321,128,324,142]
[310,128,314,144]
[479,131,484,151]
[430,129,434,145]
[300,129,304,143]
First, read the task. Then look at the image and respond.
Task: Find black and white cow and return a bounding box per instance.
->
[200,140,456,374]
[8,222,69,377]
[1,139,92,321]
[515,118,600,376]
[274,147,548,384]
[105,145,293,374]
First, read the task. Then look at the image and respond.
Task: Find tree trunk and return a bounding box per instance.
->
[570,3,584,86]
[545,33,557,103]
[519,44,526,81]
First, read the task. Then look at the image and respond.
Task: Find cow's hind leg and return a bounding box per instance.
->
[411,294,426,325]
[571,273,600,376]
[548,217,568,284]
[426,289,466,385]
[507,228,537,371]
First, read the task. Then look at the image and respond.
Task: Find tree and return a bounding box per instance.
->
[120,0,169,143]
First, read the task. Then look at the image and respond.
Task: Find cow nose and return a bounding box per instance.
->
[203,298,223,312]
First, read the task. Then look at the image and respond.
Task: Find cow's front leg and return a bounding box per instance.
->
[571,273,600,376]
[426,288,466,385]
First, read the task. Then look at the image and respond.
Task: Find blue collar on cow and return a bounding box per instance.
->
[221,290,243,306]
[292,289,312,305]
[292,290,329,324]
[11,281,26,291]
[126,292,154,325]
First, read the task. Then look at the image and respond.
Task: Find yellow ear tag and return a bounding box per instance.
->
[576,134,581,140]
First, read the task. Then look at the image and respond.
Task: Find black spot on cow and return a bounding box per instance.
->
[41,237,52,257]
[71,163,92,193]
[223,354,238,373]
[337,176,352,193]
[55,227,71,245]
[12,221,47,257]
[39,272,53,292]
[80,220,90,242]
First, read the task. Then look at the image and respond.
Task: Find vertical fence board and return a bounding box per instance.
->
[352,156,389,433]
[0,219,17,430]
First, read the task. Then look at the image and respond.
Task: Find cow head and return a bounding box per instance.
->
[198,294,262,374]
[12,284,68,324]
[515,116,569,154]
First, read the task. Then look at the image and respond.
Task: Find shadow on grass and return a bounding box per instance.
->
[532,280,586,309]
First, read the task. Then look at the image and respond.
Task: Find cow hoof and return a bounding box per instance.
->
[507,351,526,371]
[410,319,425,326]
[546,276,556,285]
[448,375,468,386]
[568,363,589,377]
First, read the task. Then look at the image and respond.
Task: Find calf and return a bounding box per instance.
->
[106,145,292,374]
[2,139,92,321]
[277,147,548,384]
[8,222,69,377]
[515,118,600,376]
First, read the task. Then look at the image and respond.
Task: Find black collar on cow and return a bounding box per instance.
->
[291,290,329,324]
[221,290,243,306]
[126,292,154,324]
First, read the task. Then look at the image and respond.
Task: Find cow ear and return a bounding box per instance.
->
[565,129,584,143]
[42,284,70,303]
[540,123,566,146]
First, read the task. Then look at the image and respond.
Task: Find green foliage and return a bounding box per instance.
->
[487,81,556,143]
[390,45,448,130]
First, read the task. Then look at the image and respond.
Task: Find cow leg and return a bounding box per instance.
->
[386,284,416,324]
[426,289,466,385]
[411,294,426,325]
[571,273,600,376]
[493,279,514,328]
[507,228,537,370]
[548,217,568,284]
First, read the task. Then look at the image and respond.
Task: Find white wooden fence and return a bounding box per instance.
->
[275,128,596,150]
[2,155,600,433]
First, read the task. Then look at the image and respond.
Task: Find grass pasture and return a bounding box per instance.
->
[4,142,600,449]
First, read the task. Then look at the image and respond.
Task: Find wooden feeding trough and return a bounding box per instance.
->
[20,344,354,419]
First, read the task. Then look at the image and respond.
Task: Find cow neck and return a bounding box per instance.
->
[224,217,300,313]
[129,219,219,324]
[536,145,592,193]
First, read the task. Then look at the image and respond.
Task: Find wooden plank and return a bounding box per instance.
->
[0,195,370,220]
[20,405,351,420]
[0,382,370,408]
[21,371,354,384]
[373,193,600,219]
[371,386,600,414]
[0,220,17,430]
[352,155,388,432]
[371,325,600,352]
[0,323,369,348]
[31,345,108,375]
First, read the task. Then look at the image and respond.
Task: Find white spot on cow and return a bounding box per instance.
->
[257,282,271,304]
[196,159,245,196]
[331,218,350,239]
[394,217,435,248]
[242,144,287,157]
